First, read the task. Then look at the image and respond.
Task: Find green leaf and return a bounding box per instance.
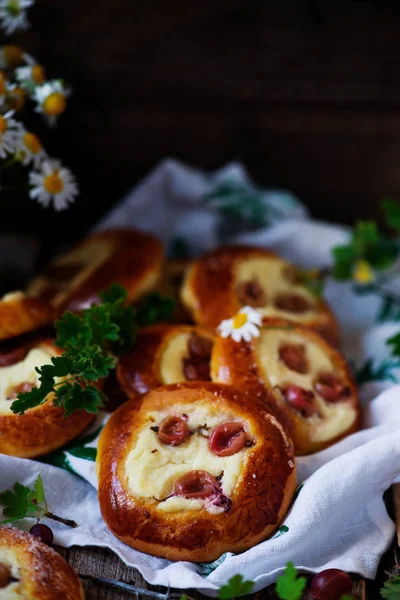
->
[54,384,106,417]
[10,383,53,415]
[0,476,48,524]
[67,447,97,461]
[32,474,45,505]
[136,293,176,327]
[218,574,254,599]
[383,198,400,231]
[353,221,379,251]
[381,573,400,599]
[99,283,128,304]
[55,311,91,351]
[276,562,307,600]
[387,332,400,358]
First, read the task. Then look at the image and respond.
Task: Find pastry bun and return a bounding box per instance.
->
[0,526,84,599]
[117,324,215,401]
[0,291,52,340]
[212,318,360,454]
[26,228,164,315]
[0,338,94,458]
[181,246,339,346]
[97,381,296,562]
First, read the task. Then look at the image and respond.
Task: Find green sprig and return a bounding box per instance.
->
[276,562,307,600]
[0,475,76,527]
[218,574,254,599]
[11,284,175,416]
[381,572,400,599]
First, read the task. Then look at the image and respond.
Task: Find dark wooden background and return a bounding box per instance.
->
[4,0,400,254]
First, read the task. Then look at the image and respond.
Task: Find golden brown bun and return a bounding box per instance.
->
[117,324,215,401]
[97,381,296,562]
[212,318,360,455]
[27,229,164,315]
[181,246,340,347]
[0,526,84,599]
[0,291,52,341]
[157,259,193,322]
[0,339,95,458]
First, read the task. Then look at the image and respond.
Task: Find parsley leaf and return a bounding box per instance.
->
[135,292,176,327]
[11,284,175,416]
[276,562,307,600]
[218,574,254,599]
[381,573,400,599]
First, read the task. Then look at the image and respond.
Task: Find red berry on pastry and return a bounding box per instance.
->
[158,415,190,446]
[209,422,246,456]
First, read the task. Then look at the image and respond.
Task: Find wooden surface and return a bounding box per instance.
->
[49,491,397,600]
[4,1,400,251]
[53,542,395,599]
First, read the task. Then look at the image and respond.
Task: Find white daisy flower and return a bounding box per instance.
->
[0,0,33,35]
[29,159,78,211]
[217,306,262,343]
[15,63,46,91]
[15,127,46,167]
[34,80,71,126]
[0,110,21,158]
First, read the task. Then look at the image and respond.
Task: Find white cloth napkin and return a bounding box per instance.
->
[1,159,400,596]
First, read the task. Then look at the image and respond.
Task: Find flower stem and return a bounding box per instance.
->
[45,511,78,528]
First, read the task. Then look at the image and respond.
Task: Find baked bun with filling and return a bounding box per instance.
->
[0,338,94,458]
[0,291,52,340]
[97,381,296,562]
[26,229,164,315]
[117,324,215,401]
[157,259,193,322]
[181,246,339,346]
[0,526,84,599]
[212,318,360,455]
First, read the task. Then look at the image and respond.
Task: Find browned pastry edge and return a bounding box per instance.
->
[0,339,95,458]
[211,317,360,455]
[117,324,215,401]
[0,293,53,341]
[97,381,296,562]
[27,228,165,315]
[0,526,84,599]
[180,245,340,347]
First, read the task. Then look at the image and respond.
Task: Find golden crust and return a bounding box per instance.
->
[27,229,164,315]
[212,318,360,455]
[0,292,52,341]
[0,526,84,599]
[0,339,95,458]
[181,245,340,346]
[157,259,193,323]
[117,324,215,401]
[97,382,296,562]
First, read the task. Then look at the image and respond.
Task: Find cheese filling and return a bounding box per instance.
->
[234,257,317,322]
[258,330,357,442]
[159,332,191,384]
[0,348,54,416]
[124,402,249,513]
[0,549,21,599]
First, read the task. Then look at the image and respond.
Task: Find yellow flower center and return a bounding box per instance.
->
[353,259,374,284]
[0,115,8,135]
[43,92,66,116]
[10,86,25,111]
[3,45,22,68]
[43,172,64,195]
[31,64,45,85]
[233,312,248,329]
[23,132,41,154]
